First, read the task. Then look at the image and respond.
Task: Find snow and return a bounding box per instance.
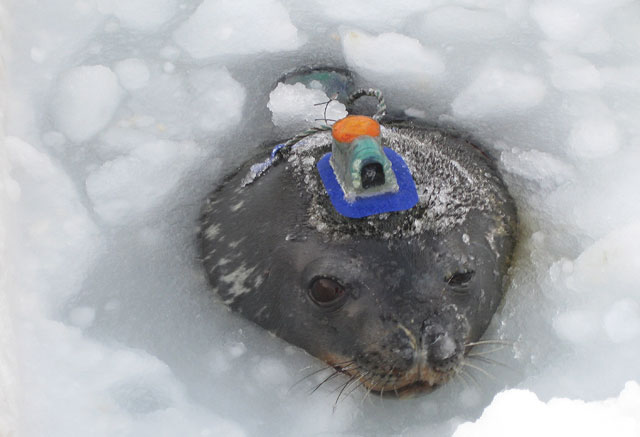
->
[268,82,347,132]
[85,140,208,225]
[173,0,303,58]
[451,67,547,119]
[567,117,621,159]
[342,30,445,79]
[2,0,640,436]
[454,382,640,437]
[100,0,179,32]
[52,65,124,143]
[114,58,151,91]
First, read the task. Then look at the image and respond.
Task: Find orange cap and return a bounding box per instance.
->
[332,115,380,143]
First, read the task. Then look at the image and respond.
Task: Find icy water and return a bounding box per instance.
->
[1,1,640,436]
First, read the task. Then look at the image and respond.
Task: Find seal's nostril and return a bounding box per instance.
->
[389,329,417,368]
[422,323,460,370]
[429,332,456,362]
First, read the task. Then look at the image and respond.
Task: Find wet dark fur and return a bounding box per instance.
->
[199,120,517,396]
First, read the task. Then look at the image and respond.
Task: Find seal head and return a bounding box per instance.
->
[200,123,517,396]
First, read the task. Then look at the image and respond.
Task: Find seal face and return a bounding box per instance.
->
[200,123,517,396]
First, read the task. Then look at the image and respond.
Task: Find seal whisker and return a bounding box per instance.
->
[360,376,379,406]
[289,360,355,391]
[463,361,496,381]
[309,361,360,395]
[456,373,471,389]
[329,366,362,394]
[310,369,343,394]
[344,371,372,400]
[466,345,507,356]
[454,370,470,390]
[467,355,512,370]
[465,340,514,348]
[459,368,480,390]
[378,367,395,399]
[334,373,360,410]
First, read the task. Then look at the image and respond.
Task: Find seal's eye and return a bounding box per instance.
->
[309,277,346,306]
[446,270,475,290]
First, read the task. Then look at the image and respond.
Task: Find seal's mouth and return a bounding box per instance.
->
[321,353,457,398]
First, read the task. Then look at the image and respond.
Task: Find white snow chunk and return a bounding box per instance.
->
[604,299,640,343]
[553,310,599,343]
[420,6,511,42]
[113,58,150,90]
[530,1,593,43]
[308,0,432,29]
[124,67,245,137]
[567,222,640,295]
[454,382,640,437]
[500,147,573,188]
[548,53,602,91]
[100,0,178,32]
[85,140,209,224]
[268,83,347,131]
[601,65,640,90]
[342,30,445,79]
[52,65,124,143]
[452,67,546,119]
[69,306,96,329]
[5,136,102,306]
[21,315,246,437]
[404,107,427,119]
[567,117,620,159]
[253,357,290,387]
[187,68,246,133]
[173,0,302,59]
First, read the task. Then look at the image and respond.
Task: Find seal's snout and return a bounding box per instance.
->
[421,322,461,373]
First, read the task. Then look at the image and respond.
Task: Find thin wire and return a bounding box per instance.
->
[241,87,387,187]
[346,88,387,121]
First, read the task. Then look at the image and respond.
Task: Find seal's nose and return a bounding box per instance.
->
[421,322,459,371]
[390,329,417,369]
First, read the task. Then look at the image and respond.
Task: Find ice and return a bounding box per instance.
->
[3,0,640,436]
[567,117,620,159]
[113,58,151,91]
[500,148,574,188]
[451,67,546,119]
[307,0,433,30]
[123,66,246,138]
[173,0,303,58]
[68,306,96,329]
[418,6,511,42]
[530,2,594,43]
[342,30,445,80]
[548,53,602,91]
[553,310,599,344]
[454,382,640,437]
[268,82,347,132]
[603,300,640,343]
[99,0,178,32]
[4,136,102,307]
[567,222,640,294]
[52,65,124,143]
[21,313,247,437]
[85,140,209,225]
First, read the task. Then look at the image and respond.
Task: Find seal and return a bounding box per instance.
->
[199,98,517,397]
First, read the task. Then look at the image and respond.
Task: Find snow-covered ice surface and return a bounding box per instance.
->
[2,0,640,436]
